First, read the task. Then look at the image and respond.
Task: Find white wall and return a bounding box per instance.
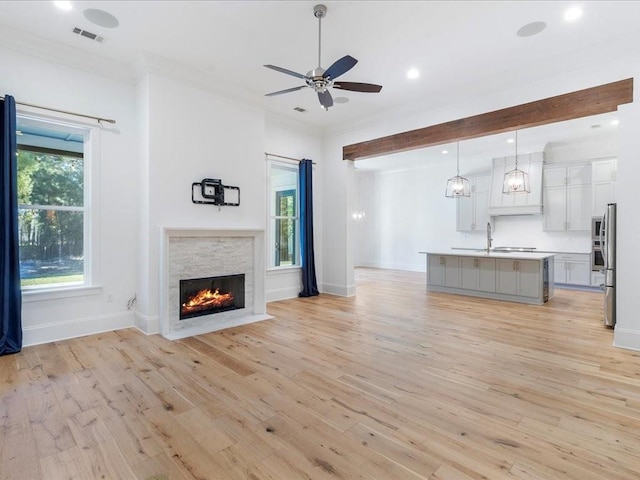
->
[264,113,324,301]
[614,75,640,350]
[0,45,138,345]
[135,73,266,334]
[353,161,456,272]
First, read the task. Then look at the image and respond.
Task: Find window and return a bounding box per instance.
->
[16,115,91,289]
[269,162,299,268]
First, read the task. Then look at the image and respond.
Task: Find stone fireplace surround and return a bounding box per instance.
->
[160,228,270,340]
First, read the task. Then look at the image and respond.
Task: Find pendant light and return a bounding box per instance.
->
[503,130,530,194]
[445,142,470,198]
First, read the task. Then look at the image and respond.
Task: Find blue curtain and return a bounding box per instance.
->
[0,95,22,355]
[299,159,319,297]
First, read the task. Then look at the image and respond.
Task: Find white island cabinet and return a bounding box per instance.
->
[460,257,496,292]
[420,250,554,305]
[427,255,460,287]
[495,258,540,298]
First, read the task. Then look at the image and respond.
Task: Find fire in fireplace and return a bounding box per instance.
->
[179,274,245,320]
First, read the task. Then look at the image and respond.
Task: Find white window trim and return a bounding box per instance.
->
[17,108,102,299]
[267,160,301,269]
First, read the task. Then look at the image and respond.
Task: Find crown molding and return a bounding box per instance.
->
[0,23,133,83]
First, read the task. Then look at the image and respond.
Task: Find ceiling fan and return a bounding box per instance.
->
[264,4,382,110]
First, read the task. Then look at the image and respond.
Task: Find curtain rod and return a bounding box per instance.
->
[1,96,116,125]
[265,152,316,165]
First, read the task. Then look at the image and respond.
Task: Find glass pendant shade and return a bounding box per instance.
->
[445,143,470,198]
[502,131,530,194]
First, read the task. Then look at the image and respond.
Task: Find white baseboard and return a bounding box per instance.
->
[355,261,424,272]
[23,311,134,347]
[162,313,273,341]
[266,286,301,302]
[321,282,355,297]
[134,311,160,335]
[613,327,640,352]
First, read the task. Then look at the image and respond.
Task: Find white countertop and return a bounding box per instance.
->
[419,249,555,260]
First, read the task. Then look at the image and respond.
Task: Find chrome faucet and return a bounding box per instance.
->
[486,222,492,252]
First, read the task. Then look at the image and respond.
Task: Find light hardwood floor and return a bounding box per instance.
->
[2,268,640,479]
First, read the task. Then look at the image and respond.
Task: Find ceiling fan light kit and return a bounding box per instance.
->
[264,4,382,110]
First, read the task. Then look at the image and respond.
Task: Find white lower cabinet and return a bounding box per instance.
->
[460,257,495,292]
[496,259,540,298]
[553,254,590,286]
[591,271,605,289]
[427,255,459,288]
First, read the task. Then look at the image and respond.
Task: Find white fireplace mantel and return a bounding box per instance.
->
[159,227,270,340]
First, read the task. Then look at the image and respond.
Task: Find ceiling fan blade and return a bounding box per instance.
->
[333,82,383,93]
[263,64,306,79]
[323,55,358,80]
[318,90,333,108]
[265,85,307,97]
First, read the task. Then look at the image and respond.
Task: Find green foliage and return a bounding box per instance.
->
[21,274,83,287]
[17,148,85,272]
[18,150,83,206]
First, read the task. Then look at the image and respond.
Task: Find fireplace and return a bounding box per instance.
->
[160,228,269,341]
[179,274,245,320]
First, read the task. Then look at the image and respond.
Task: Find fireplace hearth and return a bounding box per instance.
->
[179,274,245,320]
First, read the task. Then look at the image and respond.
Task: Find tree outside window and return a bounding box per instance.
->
[17,119,86,288]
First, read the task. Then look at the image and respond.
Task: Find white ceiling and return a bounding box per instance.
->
[1,1,639,133]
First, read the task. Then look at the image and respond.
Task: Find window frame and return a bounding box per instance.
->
[16,110,101,299]
[267,160,301,270]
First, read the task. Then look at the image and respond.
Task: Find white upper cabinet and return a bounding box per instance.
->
[456,175,490,231]
[543,163,591,231]
[592,158,617,217]
[488,153,544,216]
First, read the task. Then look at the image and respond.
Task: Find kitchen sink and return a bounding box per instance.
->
[491,246,537,252]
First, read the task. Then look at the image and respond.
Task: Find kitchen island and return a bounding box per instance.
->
[419,250,555,305]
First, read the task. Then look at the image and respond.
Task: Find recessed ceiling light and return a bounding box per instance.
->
[611,119,620,126]
[564,6,583,22]
[84,8,120,28]
[53,1,73,11]
[507,138,515,144]
[407,68,420,80]
[442,150,448,155]
[517,21,547,38]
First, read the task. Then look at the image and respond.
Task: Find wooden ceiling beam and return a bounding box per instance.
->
[343,78,634,161]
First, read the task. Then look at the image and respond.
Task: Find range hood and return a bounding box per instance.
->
[487,152,544,216]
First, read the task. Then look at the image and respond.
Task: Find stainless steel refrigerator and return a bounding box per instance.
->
[601,203,617,327]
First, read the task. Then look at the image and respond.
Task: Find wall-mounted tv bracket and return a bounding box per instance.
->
[191,178,240,206]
